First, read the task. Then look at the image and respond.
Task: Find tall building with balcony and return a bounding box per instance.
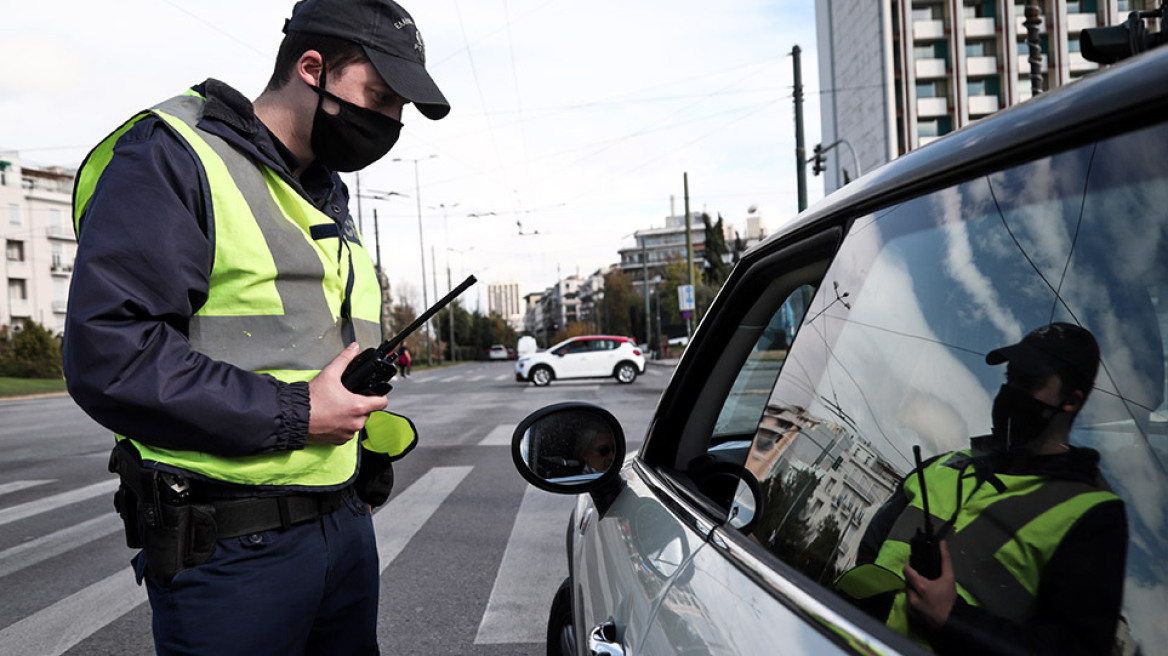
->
[815,0,1160,193]
[0,151,75,335]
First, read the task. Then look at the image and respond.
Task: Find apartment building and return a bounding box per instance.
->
[0,152,75,335]
[487,280,523,331]
[815,0,1160,193]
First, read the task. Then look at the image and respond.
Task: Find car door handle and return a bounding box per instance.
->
[588,619,626,656]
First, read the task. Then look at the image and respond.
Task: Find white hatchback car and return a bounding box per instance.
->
[515,335,645,386]
[488,344,509,360]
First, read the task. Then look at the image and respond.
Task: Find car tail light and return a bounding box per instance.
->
[633,349,641,356]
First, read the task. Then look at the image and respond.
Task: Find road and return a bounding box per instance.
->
[0,360,672,655]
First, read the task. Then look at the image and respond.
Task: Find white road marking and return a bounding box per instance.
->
[0,480,53,497]
[475,486,575,644]
[0,479,119,528]
[0,566,148,656]
[373,466,474,572]
[477,425,515,447]
[0,514,121,579]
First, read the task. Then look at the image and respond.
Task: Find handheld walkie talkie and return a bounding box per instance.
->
[909,445,942,579]
[341,275,477,396]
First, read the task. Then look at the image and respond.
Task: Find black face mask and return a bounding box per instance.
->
[989,384,1064,453]
[308,71,402,172]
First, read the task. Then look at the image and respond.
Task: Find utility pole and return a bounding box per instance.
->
[394,155,436,366]
[683,172,694,339]
[642,239,649,346]
[793,45,807,213]
[446,260,455,362]
[684,172,695,287]
[431,244,440,362]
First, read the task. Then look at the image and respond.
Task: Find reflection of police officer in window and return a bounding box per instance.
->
[837,323,1128,655]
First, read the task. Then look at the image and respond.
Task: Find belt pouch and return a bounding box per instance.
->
[145,500,218,587]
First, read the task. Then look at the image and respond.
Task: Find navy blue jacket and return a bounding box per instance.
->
[65,79,353,458]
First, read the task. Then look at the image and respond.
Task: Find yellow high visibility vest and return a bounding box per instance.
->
[873,451,1117,648]
[73,90,384,488]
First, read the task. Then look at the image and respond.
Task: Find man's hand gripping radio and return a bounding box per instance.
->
[341,275,477,395]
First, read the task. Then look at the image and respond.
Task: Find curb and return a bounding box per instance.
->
[0,391,70,402]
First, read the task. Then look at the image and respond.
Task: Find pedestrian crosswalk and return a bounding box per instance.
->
[0,429,570,655]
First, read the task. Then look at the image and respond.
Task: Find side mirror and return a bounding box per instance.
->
[512,402,627,510]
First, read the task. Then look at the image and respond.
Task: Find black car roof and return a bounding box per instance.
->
[752,46,1168,259]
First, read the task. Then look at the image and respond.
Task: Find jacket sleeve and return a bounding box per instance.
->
[63,117,310,456]
[929,499,1128,656]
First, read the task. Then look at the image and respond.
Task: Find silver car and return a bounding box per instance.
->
[513,45,1168,656]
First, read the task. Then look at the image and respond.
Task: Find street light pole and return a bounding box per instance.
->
[394,155,437,365]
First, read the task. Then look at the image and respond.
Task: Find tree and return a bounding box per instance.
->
[1,321,62,378]
[602,269,642,340]
[702,213,732,287]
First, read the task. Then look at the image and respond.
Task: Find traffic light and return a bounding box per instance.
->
[811,143,826,176]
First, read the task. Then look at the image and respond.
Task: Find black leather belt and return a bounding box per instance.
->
[202,489,350,538]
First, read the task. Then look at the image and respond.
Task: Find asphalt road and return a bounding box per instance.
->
[0,359,673,655]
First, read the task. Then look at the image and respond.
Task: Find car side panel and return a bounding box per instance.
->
[572,465,706,654]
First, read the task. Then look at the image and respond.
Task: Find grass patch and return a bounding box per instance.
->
[0,377,68,397]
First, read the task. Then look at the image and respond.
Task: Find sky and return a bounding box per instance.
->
[0,0,825,312]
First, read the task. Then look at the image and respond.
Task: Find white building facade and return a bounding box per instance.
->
[0,152,75,336]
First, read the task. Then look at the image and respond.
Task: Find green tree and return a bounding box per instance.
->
[4,321,62,378]
[602,269,642,340]
[702,213,731,287]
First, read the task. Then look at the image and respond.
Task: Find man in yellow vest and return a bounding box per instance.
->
[63,1,447,653]
[836,323,1128,655]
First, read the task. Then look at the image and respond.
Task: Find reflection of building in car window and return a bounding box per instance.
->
[745,403,901,583]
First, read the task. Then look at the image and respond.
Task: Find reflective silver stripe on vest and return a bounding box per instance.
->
[888,475,1101,623]
[154,95,359,373]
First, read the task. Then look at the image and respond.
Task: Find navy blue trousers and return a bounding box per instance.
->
[136,492,380,655]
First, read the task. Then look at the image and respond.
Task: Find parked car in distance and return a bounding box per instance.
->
[488,344,509,360]
[512,46,1168,656]
[515,335,645,386]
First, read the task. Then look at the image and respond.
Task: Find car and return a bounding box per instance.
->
[488,344,509,360]
[515,335,645,386]
[511,46,1168,656]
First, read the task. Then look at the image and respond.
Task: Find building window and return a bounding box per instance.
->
[6,240,24,262]
[919,119,940,137]
[965,41,987,56]
[8,279,27,302]
[914,44,936,60]
[1066,1,1081,12]
[1069,38,1082,52]
[916,81,939,98]
[912,6,935,20]
[8,203,20,226]
[968,79,987,96]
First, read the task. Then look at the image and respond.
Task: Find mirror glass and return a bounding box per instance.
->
[517,410,620,486]
[727,479,758,531]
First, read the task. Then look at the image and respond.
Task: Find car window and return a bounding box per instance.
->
[713,284,816,440]
[729,121,1167,649]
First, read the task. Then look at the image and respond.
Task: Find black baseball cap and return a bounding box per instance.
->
[986,322,1100,390]
[284,0,450,120]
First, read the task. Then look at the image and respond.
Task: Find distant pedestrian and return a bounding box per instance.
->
[398,345,412,376]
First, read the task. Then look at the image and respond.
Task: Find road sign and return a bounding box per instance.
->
[682,310,692,320]
[678,284,695,311]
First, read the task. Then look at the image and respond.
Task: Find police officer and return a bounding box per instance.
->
[63,1,447,653]
[836,323,1128,655]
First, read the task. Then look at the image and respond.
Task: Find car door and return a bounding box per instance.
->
[553,339,593,378]
[640,121,1168,656]
[572,229,913,655]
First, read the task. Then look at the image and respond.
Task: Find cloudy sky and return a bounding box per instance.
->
[0,0,825,311]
